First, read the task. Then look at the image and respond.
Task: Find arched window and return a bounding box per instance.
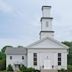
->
[46,21,48,27]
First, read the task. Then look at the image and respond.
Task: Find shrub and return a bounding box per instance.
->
[0,59,6,71]
[67,65,72,72]
[19,65,40,72]
[19,64,40,72]
[35,69,40,72]
[58,68,66,72]
[7,64,13,71]
[19,64,27,72]
[61,68,65,72]
[27,67,35,72]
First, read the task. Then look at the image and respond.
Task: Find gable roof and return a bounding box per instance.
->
[5,46,27,55]
[27,37,69,49]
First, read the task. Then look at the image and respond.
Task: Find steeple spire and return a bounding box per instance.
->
[39,5,54,39]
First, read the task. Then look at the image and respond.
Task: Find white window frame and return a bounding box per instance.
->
[33,53,37,66]
[58,53,61,66]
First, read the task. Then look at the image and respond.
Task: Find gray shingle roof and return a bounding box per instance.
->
[5,46,27,55]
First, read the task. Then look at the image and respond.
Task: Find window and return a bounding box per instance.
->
[58,53,61,57]
[58,53,61,66]
[33,53,37,66]
[10,56,12,60]
[22,56,24,60]
[46,21,48,27]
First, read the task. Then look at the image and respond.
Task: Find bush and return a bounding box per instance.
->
[67,65,72,72]
[35,70,40,72]
[58,65,72,72]
[7,64,14,71]
[58,68,66,72]
[61,69,65,72]
[19,64,27,72]
[19,65,40,72]
[0,59,6,71]
[27,67,35,72]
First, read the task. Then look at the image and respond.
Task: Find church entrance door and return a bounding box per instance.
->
[44,59,52,69]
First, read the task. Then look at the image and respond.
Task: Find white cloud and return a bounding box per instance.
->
[0,0,13,13]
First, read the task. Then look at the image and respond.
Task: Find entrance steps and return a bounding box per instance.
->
[41,69,58,72]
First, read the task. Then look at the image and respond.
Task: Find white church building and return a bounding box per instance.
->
[5,5,69,70]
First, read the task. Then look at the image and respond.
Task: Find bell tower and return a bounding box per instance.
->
[40,6,54,39]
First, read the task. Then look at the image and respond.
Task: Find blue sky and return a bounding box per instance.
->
[0,0,72,49]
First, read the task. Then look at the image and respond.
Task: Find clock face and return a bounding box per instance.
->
[46,21,49,27]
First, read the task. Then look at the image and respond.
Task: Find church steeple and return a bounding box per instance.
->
[40,6,54,39]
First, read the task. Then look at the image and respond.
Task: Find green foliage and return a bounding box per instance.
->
[67,54,72,65]
[35,69,40,72]
[0,45,12,71]
[67,65,72,72]
[0,52,6,71]
[62,41,72,54]
[62,41,72,65]
[27,67,35,72]
[58,68,68,72]
[61,69,65,72]
[7,64,14,71]
[62,41,71,47]
[58,66,72,72]
[1,46,13,53]
[19,64,27,72]
[0,59,6,71]
[19,65,40,72]
[0,52,6,60]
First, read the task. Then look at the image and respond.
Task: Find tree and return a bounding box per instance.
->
[19,64,27,72]
[1,46,13,53]
[0,52,5,60]
[67,65,72,72]
[0,59,6,71]
[7,64,13,71]
[62,41,72,65]
[0,52,6,71]
[0,45,12,71]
